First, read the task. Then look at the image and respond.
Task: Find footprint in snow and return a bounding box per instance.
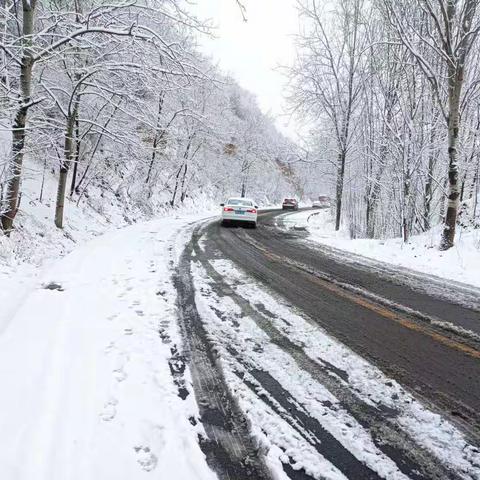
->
[124,328,134,336]
[100,398,118,421]
[158,328,170,344]
[134,446,158,472]
[113,367,127,382]
[42,282,64,291]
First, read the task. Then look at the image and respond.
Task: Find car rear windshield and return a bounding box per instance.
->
[227,199,253,206]
[284,198,296,202]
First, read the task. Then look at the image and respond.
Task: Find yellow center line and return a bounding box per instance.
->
[249,236,480,360]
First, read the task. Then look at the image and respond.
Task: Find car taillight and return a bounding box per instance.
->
[247,209,257,214]
[223,207,234,212]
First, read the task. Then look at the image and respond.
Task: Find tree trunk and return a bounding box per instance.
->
[171,133,194,206]
[180,163,188,202]
[70,114,80,197]
[402,174,410,242]
[0,0,11,92]
[366,155,387,238]
[55,110,76,228]
[39,156,47,203]
[424,123,437,231]
[335,149,346,231]
[460,172,467,202]
[468,155,479,200]
[439,0,478,249]
[440,69,463,249]
[55,167,69,229]
[170,164,183,207]
[145,91,165,185]
[240,158,249,198]
[1,0,36,233]
[472,159,479,220]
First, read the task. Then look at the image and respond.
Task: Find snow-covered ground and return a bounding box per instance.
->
[0,213,218,480]
[280,209,480,289]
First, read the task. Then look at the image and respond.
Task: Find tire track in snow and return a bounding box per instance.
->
[191,224,464,480]
[213,214,480,441]
[242,367,382,480]
[173,235,272,480]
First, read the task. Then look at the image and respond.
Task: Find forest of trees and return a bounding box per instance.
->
[287,0,480,249]
[2,0,479,251]
[0,0,297,235]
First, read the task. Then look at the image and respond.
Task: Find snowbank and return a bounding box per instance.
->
[0,213,217,480]
[281,209,480,289]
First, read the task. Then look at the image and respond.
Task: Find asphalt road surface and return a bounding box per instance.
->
[174,208,480,480]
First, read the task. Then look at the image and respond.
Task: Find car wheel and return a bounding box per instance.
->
[251,221,257,229]
[221,219,229,227]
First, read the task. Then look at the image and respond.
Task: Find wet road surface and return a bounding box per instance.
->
[173,209,480,480]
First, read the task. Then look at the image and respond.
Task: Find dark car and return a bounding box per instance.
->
[282,198,299,210]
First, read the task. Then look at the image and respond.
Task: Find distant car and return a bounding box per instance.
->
[221,197,258,228]
[282,198,299,210]
[312,196,331,209]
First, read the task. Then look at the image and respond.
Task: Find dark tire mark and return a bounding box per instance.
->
[248,368,383,480]
[282,462,317,480]
[173,239,272,480]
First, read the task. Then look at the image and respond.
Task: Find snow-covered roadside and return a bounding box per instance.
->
[281,210,480,289]
[0,214,217,480]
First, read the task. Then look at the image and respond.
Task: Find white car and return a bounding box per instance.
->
[220,197,258,228]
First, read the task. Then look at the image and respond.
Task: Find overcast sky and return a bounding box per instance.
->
[189,0,299,138]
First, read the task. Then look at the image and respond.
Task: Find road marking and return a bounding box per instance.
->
[307,273,480,360]
[242,233,480,360]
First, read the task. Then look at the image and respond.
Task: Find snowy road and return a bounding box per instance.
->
[178,209,480,480]
[2,210,479,480]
